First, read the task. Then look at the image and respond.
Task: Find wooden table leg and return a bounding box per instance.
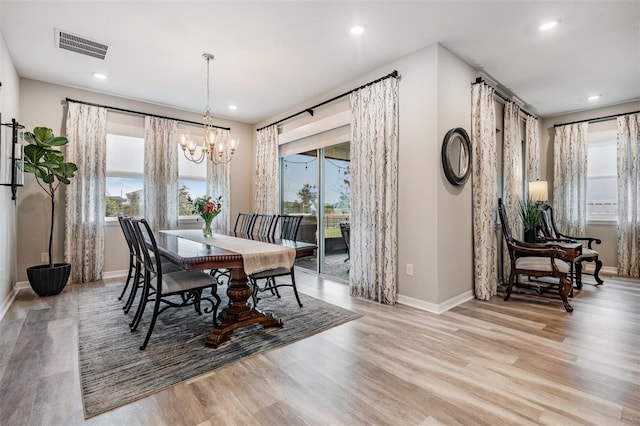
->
[205,267,283,348]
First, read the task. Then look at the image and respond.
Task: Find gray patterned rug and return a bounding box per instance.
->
[77,284,360,418]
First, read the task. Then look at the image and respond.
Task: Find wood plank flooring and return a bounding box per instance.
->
[0,271,638,425]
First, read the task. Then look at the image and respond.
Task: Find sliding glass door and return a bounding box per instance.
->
[281,142,350,281]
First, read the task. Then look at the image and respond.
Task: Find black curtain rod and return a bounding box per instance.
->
[473,77,537,119]
[65,97,231,131]
[553,109,640,128]
[256,70,399,132]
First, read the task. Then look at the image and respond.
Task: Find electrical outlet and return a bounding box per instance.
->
[406,263,414,276]
[41,252,49,263]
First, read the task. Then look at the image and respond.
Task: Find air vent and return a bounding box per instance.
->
[55,29,108,60]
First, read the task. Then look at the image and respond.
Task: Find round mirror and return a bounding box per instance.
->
[441,127,472,186]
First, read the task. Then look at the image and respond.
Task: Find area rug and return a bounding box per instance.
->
[76,284,360,418]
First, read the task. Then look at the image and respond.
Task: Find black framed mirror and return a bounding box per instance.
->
[441,127,471,186]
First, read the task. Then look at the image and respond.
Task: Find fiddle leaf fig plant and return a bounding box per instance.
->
[23,127,77,268]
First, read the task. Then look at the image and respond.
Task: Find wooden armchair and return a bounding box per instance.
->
[498,198,574,312]
[538,204,603,286]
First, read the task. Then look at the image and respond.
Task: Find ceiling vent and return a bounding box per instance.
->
[55,29,108,60]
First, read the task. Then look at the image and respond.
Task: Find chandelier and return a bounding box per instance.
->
[179,53,239,164]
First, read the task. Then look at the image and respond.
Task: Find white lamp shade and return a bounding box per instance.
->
[529,180,548,202]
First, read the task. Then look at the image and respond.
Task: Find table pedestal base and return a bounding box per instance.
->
[205,268,283,348]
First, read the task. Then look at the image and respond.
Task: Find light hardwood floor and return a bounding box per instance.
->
[1,270,638,425]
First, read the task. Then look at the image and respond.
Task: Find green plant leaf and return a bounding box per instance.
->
[34,127,54,142]
[44,136,69,147]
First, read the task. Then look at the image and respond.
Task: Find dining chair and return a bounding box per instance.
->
[250,214,303,308]
[251,214,276,238]
[233,213,255,236]
[498,198,573,312]
[339,222,350,262]
[116,216,138,303]
[128,218,221,350]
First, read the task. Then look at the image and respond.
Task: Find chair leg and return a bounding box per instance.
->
[559,274,573,312]
[290,270,303,308]
[130,272,150,331]
[118,254,134,300]
[124,262,143,314]
[140,293,162,350]
[593,258,604,285]
[504,271,515,301]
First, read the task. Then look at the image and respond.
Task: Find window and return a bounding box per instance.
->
[105,134,144,217]
[587,130,617,222]
[105,130,207,218]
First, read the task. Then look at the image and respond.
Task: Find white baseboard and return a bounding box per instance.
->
[581,264,617,276]
[0,287,18,322]
[103,270,128,280]
[397,290,474,314]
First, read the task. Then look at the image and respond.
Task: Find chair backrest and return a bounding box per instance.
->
[233,213,255,235]
[274,215,303,240]
[540,204,559,239]
[497,198,518,264]
[339,222,350,251]
[251,214,276,237]
[129,218,163,279]
[117,216,135,254]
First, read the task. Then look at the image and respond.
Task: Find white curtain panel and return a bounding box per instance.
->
[207,128,231,234]
[552,123,588,237]
[617,113,640,277]
[64,103,107,283]
[471,82,498,300]
[525,115,541,181]
[502,102,523,282]
[144,117,179,233]
[255,125,280,214]
[349,77,399,305]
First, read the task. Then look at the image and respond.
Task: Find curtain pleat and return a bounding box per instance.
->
[526,115,541,181]
[255,125,280,214]
[502,102,523,280]
[207,129,231,234]
[617,113,640,277]
[471,82,498,300]
[349,77,399,305]
[64,103,107,283]
[144,117,179,233]
[553,123,588,237]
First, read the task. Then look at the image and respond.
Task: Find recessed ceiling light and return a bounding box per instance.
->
[93,72,107,80]
[588,95,601,101]
[228,105,238,111]
[350,25,364,35]
[539,20,559,31]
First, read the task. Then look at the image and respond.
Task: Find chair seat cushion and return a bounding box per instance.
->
[151,270,216,294]
[516,257,570,274]
[582,248,599,259]
[251,267,292,279]
[161,262,182,274]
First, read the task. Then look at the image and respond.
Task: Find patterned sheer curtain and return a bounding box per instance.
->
[64,103,107,283]
[144,117,179,232]
[207,128,231,234]
[525,115,541,181]
[552,123,588,237]
[617,113,640,277]
[502,102,523,281]
[349,77,399,305]
[255,125,280,214]
[471,82,498,300]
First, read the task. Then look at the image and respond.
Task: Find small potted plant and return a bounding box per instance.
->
[23,127,77,296]
[518,197,542,243]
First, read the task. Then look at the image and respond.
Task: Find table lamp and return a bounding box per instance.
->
[529,180,548,204]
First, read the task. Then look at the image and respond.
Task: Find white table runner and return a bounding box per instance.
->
[161,230,295,275]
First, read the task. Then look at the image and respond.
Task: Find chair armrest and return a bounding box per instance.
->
[556,232,601,249]
[511,242,568,260]
[536,236,576,244]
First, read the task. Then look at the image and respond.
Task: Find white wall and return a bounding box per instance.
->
[254,43,478,309]
[0,31,20,314]
[540,100,640,270]
[17,79,254,281]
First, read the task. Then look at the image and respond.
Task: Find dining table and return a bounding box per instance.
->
[154,229,316,348]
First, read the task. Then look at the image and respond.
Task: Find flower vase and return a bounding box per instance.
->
[202,219,213,238]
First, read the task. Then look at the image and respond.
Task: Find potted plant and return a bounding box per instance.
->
[23,127,77,296]
[518,197,542,243]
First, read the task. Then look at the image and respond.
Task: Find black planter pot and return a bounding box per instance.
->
[524,228,537,243]
[26,263,71,297]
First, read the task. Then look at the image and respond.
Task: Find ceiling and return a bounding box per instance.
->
[1,1,638,124]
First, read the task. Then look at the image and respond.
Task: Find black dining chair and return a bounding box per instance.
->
[128,218,221,350]
[250,214,303,308]
[251,214,276,238]
[233,213,255,236]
